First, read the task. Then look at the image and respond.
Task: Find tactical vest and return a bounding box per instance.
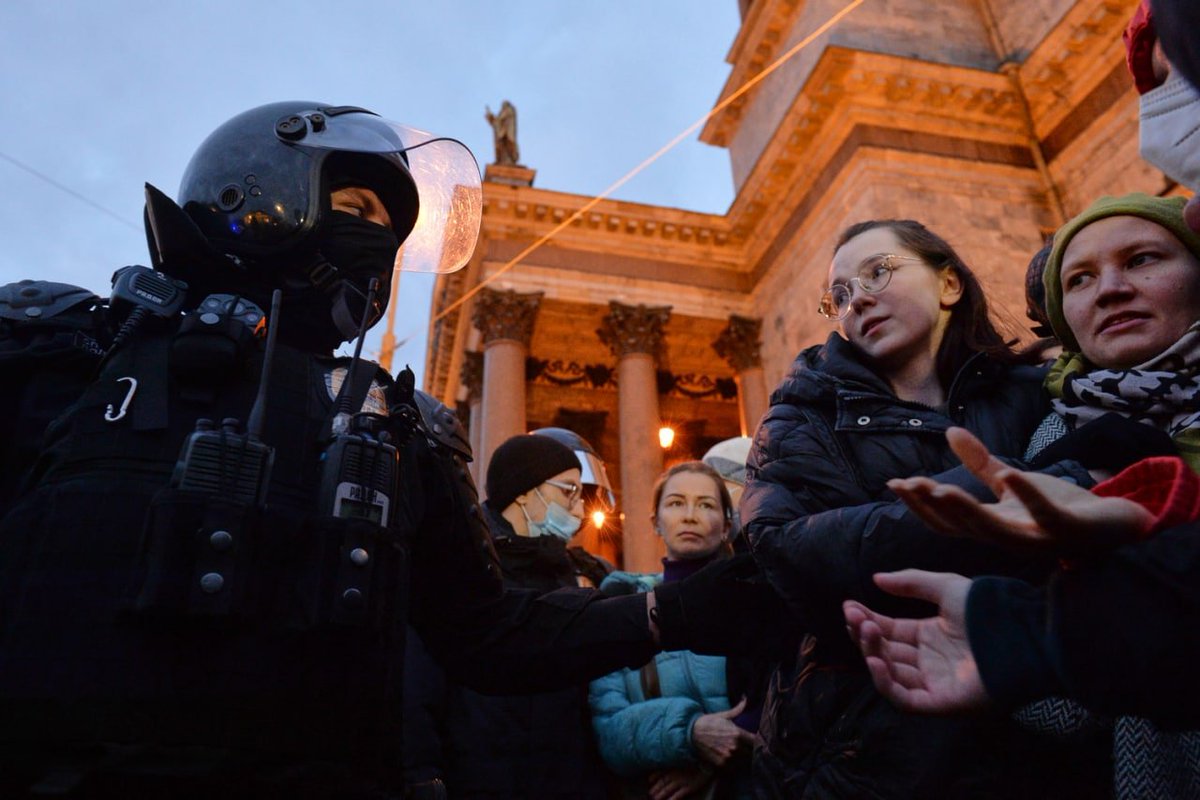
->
[0,280,109,515]
[0,309,425,783]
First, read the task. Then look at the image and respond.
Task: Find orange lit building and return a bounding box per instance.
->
[425,0,1178,571]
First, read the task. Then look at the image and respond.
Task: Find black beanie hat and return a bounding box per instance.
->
[486,434,582,511]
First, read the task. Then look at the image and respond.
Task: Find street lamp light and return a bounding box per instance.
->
[658,426,675,449]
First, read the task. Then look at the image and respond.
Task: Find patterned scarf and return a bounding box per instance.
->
[1045,321,1200,473]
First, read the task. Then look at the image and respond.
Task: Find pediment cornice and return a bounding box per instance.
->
[479,183,741,266]
[1017,0,1138,138]
[724,46,1030,259]
[701,0,806,147]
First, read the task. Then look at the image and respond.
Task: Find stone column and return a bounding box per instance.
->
[472,289,543,482]
[713,315,768,437]
[460,350,485,486]
[598,302,671,572]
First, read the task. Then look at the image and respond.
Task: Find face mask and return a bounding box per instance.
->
[521,488,582,542]
[271,212,398,352]
[1140,71,1200,191]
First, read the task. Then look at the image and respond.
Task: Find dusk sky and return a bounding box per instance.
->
[1,2,740,378]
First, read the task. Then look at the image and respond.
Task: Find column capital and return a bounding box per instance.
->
[460,350,484,404]
[597,301,672,360]
[472,288,544,348]
[713,314,763,372]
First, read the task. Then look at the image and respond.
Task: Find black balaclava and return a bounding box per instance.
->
[273,209,398,354]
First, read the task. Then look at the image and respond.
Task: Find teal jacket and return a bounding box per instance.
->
[588,571,731,776]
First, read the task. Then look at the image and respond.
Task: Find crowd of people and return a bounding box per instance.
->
[1,0,1199,797]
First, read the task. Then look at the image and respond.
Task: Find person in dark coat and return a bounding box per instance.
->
[404,433,609,799]
[848,193,1200,799]
[741,219,1102,798]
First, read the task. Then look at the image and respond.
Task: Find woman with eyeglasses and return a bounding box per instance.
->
[740,220,1092,797]
[403,433,611,799]
[589,461,760,800]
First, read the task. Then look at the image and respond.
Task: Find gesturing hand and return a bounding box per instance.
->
[690,697,754,767]
[887,427,1152,556]
[648,765,713,800]
[843,569,990,714]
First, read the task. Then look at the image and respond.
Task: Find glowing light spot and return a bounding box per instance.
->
[658,427,675,449]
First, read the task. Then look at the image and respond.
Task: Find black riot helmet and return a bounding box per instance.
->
[146,101,482,351]
[531,427,615,511]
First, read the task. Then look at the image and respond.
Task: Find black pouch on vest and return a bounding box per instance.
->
[304,514,406,633]
[132,487,258,620]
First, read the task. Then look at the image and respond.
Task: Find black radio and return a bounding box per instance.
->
[318,413,397,525]
[170,290,280,506]
[316,278,398,525]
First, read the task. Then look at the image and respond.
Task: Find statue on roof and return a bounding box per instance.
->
[485,100,520,166]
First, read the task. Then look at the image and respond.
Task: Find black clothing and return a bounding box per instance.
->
[403,503,606,799]
[970,519,1200,727]
[742,334,1079,798]
[0,322,653,797]
[1154,0,1200,91]
[0,281,108,516]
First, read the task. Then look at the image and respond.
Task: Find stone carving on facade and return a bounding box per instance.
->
[460,350,484,404]
[597,301,672,360]
[472,288,543,348]
[485,100,520,166]
[712,314,764,372]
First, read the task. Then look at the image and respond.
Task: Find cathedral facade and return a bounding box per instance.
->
[424,0,1175,570]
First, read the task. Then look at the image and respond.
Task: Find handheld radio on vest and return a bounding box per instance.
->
[318,278,398,525]
[170,289,281,506]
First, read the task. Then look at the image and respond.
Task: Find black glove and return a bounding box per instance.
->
[652,553,792,656]
[1030,412,1177,474]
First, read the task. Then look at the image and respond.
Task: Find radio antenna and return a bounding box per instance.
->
[246,288,282,442]
[336,277,382,416]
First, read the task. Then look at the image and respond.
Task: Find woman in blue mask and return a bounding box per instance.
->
[589,461,758,800]
[402,433,610,799]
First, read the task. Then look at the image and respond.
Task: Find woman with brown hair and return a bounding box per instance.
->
[741,219,1100,797]
[590,461,757,800]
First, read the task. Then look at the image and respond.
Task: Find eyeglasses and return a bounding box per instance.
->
[817,254,923,320]
[543,479,582,504]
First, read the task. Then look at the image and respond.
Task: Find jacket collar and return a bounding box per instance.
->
[773,332,994,432]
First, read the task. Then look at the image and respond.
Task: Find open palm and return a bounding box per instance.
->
[886,427,1151,555]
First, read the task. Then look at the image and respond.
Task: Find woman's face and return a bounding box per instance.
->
[829,227,961,377]
[654,470,729,561]
[1060,216,1200,369]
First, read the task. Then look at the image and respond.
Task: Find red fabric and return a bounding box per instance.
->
[1123,0,1160,95]
[1093,456,1200,536]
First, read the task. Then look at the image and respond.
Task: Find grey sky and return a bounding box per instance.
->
[1,1,738,378]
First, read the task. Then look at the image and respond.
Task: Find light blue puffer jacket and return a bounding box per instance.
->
[588,571,731,777]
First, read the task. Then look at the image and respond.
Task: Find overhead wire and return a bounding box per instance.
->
[431,0,867,326]
[0,151,142,232]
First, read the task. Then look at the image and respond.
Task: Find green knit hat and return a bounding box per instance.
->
[1044,194,1200,353]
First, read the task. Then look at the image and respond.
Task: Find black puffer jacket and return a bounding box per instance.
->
[403,504,608,799]
[743,333,1094,799]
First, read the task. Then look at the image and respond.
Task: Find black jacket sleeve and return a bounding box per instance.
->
[967,520,1200,727]
[742,405,1084,625]
[404,439,656,695]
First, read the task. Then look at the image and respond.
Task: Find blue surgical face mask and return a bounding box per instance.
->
[521,488,582,542]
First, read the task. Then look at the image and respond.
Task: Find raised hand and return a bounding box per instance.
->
[843,569,989,714]
[690,697,754,767]
[887,427,1152,555]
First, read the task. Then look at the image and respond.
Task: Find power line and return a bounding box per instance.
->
[0,150,142,233]
[431,0,867,325]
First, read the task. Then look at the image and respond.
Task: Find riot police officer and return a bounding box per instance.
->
[0,102,774,798]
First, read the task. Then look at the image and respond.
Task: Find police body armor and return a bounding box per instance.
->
[0,299,450,785]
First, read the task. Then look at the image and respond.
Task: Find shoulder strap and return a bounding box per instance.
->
[639,657,662,700]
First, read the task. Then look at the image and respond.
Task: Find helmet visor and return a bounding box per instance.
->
[281,111,482,274]
[575,450,615,511]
